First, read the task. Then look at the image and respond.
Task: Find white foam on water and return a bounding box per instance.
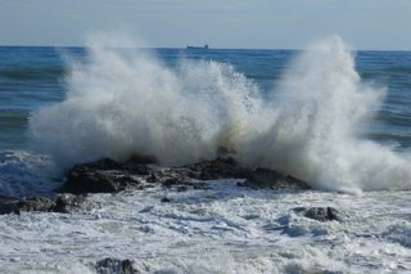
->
[0,150,57,197]
[1,182,411,273]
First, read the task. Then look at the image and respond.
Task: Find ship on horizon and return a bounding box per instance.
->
[186,44,209,49]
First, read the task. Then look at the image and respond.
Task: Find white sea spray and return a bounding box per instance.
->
[29,35,411,191]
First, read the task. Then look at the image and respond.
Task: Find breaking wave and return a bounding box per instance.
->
[0,150,57,197]
[29,36,411,192]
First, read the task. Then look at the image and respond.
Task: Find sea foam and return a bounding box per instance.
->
[29,35,411,192]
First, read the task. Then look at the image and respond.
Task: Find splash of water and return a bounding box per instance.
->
[29,36,411,192]
[30,43,265,167]
[240,36,411,192]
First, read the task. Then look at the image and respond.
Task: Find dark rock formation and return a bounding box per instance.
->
[0,196,20,214]
[160,197,172,203]
[62,156,311,195]
[0,196,55,215]
[79,158,123,170]
[125,154,158,165]
[52,193,87,213]
[95,258,139,274]
[241,168,310,190]
[17,197,55,213]
[0,194,87,215]
[62,165,142,194]
[293,207,341,222]
[186,157,252,180]
[1,156,312,216]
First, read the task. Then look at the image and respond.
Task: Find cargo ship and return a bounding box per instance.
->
[186,44,209,49]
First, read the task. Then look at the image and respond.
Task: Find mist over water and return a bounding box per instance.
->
[29,36,411,192]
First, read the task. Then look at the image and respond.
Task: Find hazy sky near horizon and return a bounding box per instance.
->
[1,0,411,50]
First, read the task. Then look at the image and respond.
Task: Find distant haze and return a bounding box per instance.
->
[1,0,411,50]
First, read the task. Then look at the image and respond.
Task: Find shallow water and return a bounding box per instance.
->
[1,180,411,273]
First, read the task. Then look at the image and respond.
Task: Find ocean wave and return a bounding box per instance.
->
[0,150,58,197]
[29,35,411,192]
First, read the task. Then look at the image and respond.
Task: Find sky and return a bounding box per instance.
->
[1,0,411,50]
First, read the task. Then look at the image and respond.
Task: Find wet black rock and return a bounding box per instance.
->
[188,157,310,190]
[52,193,87,213]
[187,157,252,180]
[293,207,341,222]
[62,168,142,194]
[160,197,172,203]
[61,156,156,194]
[242,168,310,190]
[162,178,185,188]
[0,194,87,215]
[125,154,158,165]
[62,156,311,195]
[95,258,139,274]
[0,196,55,215]
[81,158,124,170]
[0,196,20,214]
[17,197,55,213]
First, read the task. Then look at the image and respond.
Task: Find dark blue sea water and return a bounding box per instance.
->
[1,46,411,196]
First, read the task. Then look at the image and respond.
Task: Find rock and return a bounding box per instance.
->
[0,194,87,215]
[95,258,139,274]
[176,186,188,192]
[16,197,55,213]
[162,178,183,188]
[52,193,86,213]
[160,175,207,191]
[0,196,56,215]
[0,196,20,214]
[293,207,341,222]
[62,157,152,194]
[187,157,252,180]
[187,158,310,190]
[285,174,311,190]
[243,168,310,190]
[216,145,236,157]
[62,168,141,194]
[160,197,171,203]
[81,158,123,170]
[125,154,158,165]
[61,156,310,195]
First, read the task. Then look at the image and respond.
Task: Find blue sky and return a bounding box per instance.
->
[1,0,411,50]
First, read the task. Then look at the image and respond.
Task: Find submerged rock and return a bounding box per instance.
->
[95,258,139,274]
[0,196,20,214]
[293,207,341,222]
[17,197,55,213]
[52,193,87,213]
[0,194,87,215]
[0,196,55,215]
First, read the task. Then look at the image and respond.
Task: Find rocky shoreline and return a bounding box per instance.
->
[0,156,345,274]
[0,156,311,215]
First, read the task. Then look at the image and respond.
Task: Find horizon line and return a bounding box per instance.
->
[0,44,410,52]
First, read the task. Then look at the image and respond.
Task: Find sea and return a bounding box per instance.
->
[1,37,411,273]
